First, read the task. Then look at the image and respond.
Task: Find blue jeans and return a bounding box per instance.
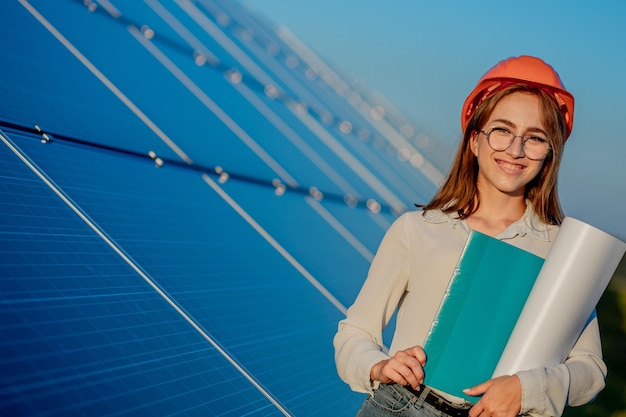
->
[356,384,449,417]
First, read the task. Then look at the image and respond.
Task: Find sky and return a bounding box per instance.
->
[238,0,626,243]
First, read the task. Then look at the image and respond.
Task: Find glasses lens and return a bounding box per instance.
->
[487,128,513,151]
[523,136,550,160]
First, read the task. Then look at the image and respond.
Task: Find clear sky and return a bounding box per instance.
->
[239,0,626,242]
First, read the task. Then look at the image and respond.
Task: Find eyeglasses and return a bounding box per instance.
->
[480,127,552,160]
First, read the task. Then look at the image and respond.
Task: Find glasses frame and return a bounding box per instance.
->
[479,128,552,161]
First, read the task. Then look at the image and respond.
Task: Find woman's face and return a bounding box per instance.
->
[471,91,547,198]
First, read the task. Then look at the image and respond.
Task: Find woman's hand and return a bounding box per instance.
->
[370,346,427,391]
[463,375,522,417]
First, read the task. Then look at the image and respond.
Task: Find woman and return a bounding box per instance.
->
[334,56,607,417]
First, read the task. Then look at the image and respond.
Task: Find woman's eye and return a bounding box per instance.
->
[491,127,511,135]
[526,136,548,144]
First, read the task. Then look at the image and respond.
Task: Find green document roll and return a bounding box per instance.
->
[422,230,545,402]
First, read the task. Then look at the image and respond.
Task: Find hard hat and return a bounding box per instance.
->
[461,55,575,139]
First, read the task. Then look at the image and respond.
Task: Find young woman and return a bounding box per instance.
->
[334,56,607,417]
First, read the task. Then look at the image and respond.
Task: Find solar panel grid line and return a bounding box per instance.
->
[2,327,214,398]
[226,78,364,199]
[88,0,230,79]
[125,24,301,189]
[221,19,331,126]
[200,173,348,315]
[176,0,276,89]
[18,0,194,165]
[366,208,393,231]
[145,0,222,70]
[272,83,420,212]
[290,102,407,212]
[90,363,271,417]
[270,93,413,212]
[5,342,270,417]
[272,26,351,107]
[192,174,383,299]
[365,117,445,185]
[90,0,121,19]
[305,197,374,262]
[0,130,293,417]
[224,13,353,133]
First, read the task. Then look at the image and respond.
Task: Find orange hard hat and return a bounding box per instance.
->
[461,55,575,139]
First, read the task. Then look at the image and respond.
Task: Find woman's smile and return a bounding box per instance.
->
[495,158,527,174]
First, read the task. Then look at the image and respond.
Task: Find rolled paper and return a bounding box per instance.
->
[493,217,626,377]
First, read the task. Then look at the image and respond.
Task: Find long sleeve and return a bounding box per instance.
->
[333,215,411,394]
[516,311,606,416]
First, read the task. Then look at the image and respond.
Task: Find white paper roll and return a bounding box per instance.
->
[493,217,626,376]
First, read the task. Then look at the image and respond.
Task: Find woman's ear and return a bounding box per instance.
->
[470,132,479,156]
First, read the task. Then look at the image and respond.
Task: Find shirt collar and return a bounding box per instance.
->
[422,201,552,241]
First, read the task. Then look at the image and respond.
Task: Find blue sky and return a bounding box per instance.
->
[239,0,626,242]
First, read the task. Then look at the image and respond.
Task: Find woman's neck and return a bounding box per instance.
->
[466,195,527,237]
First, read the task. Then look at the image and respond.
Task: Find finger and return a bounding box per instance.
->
[406,361,425,387]
[463,380,492,397]
[380,366,409,386]
[468,403,483,417]
[393,355,424,389]
[383,359,421,388]
[391,351,421,372]
[406,346,427,366]
[399,364,423,390]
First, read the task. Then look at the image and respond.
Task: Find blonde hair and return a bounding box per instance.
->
[420,84,567,225]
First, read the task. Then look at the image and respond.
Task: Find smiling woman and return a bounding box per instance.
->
[334,56,607,417]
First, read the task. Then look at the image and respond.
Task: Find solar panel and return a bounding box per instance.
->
[1,1,443,415]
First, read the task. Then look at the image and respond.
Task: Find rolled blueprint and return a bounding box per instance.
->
[493,217,626,376]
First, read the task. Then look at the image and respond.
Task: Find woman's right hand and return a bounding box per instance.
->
[370,346,427,391]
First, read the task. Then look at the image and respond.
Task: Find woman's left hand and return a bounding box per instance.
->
[463,375,522,417]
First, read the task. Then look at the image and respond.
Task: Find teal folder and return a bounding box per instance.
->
[422,231,544,402]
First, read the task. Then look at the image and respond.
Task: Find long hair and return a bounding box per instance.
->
[419,84,567,225]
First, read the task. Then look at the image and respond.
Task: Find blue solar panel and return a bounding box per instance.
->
[1,0,443,415]
[0,132,289,416]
